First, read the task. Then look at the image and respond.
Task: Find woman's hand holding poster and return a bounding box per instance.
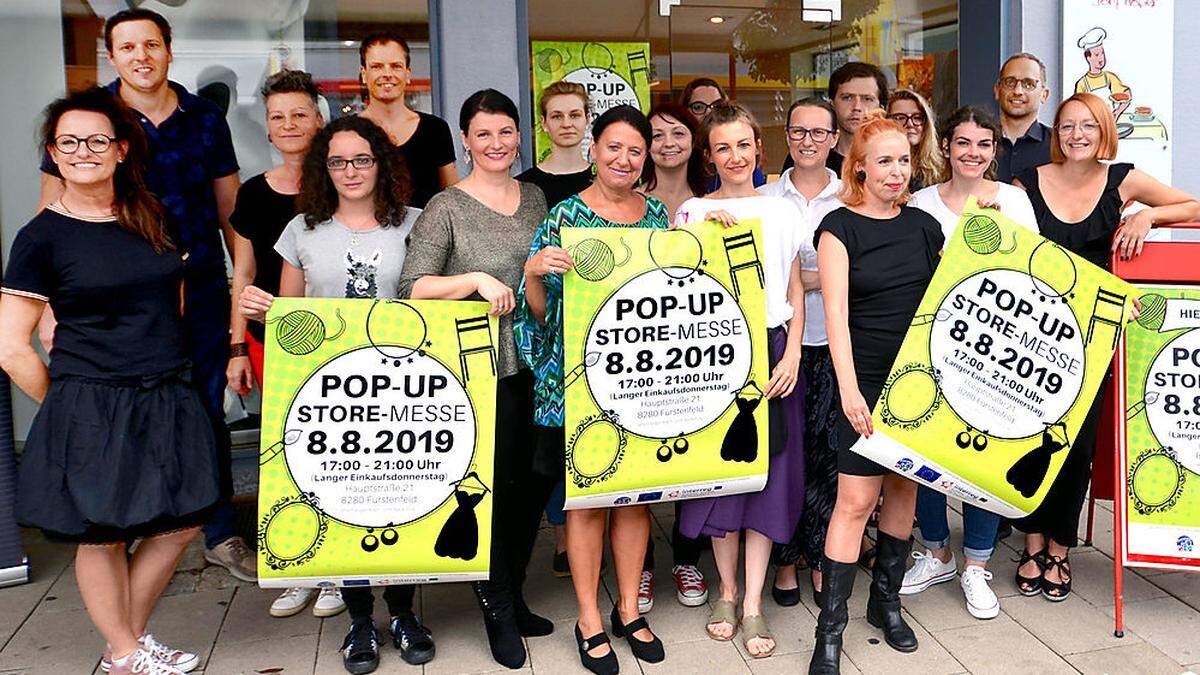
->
[257,298,497,587]
[853,201,1136,518]
[562,223,769,509]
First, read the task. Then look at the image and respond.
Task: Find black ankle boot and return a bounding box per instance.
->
[809,557,857,675]
[514,594,554,637]
[866,532,918,653]
[472,581,527,669]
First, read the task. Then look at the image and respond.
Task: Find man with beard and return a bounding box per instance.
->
[995,53,1054,184]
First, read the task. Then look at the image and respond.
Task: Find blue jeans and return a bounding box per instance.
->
[914,485,1000,562]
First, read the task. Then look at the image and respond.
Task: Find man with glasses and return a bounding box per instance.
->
[995,53,1054,184]
[780,62,889,175]
[38,8,255,584]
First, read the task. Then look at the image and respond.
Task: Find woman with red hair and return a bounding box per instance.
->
[808,110,944,674]
[1010,92,1200,602]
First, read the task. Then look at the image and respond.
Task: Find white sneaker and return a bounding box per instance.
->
[313,586,347,617]
[270,587,316,617]
[108,648,185,675]
[960,566,1000,619]
[100,635,197,672]
[900,550,957,595]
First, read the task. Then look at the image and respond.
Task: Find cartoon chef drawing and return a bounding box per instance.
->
[1075,27,1132,119]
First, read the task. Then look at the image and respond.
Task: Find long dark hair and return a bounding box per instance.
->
[41,88,172,251]
[298,116,410,229]
[641,103,706,196]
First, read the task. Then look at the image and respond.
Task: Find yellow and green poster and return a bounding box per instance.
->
[531,40,651,162]
[257,298,497,587]
[852,201,1136,517]
[562,223,769,509]
[1120,286,1200,568]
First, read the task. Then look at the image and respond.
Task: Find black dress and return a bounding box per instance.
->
[1012,162,1131,547]
[229,173,298,341]
[516,165,592,211]
[1,208,219,542]
[815,206,944,476]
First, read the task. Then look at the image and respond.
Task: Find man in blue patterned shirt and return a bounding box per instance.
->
[38,8,255,581]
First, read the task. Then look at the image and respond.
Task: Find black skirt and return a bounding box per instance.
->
[17,369,220,543]
[835,380,888,476]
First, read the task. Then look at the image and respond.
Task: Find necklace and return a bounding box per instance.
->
[58,196,114,219]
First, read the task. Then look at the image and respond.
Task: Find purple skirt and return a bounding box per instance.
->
[679,327,806,543]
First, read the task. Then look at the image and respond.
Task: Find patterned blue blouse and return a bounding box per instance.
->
[515,193,671,428]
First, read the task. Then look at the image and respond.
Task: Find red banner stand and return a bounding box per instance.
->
[1110,223,1200,638]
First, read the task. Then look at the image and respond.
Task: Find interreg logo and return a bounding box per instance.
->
[667,490,682,499]
[1177,535,1195,553]
[895,458,915,472]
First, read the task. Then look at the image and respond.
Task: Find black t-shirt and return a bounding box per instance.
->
[229,173,298,341]
[516,165,593,210]
[1,208,188,379]
[815,206,943,385]
[391,111,456,208]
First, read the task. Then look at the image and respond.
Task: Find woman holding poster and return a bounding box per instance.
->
[810,110,944,673]
[673,102,806,660]
[517,105,670,675]
[903,106,1036,619]
[238,116,427,675]
[1011,92,1200,601]
[400,89,554,670]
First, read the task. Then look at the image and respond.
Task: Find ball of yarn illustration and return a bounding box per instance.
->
[1137,293,1167,331]
[962,216,1002,254]
[574,239,617,281]
[274,309,346,356]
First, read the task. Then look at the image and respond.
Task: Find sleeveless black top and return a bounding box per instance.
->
[1018,162,1133,270]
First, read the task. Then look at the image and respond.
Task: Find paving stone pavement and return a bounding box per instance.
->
[1,499,1198,675]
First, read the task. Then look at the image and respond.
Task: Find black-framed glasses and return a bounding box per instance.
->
[687,100,717,117]
[326,155,377,171]
[888,112,926,127]
[54,134,117,154]
[785,126,834,143]
[999,76,1042,92]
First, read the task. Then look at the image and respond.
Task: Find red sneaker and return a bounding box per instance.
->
[673,564,709,606]
[637,569,655,613]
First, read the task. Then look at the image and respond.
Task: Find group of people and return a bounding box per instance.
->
[1,7,1198,675]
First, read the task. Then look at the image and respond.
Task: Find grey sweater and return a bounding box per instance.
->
[398,183,548,378]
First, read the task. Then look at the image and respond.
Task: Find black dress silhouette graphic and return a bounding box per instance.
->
[1006,423,1069,499]
[434,490,484,560]
[721,396,761,463]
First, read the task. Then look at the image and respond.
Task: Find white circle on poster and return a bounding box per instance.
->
[583,268,753,438]
[929,269,1085,438]
[1145,329,1200,475]
[283,346,476,528]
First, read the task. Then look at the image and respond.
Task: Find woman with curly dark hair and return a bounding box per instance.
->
[240,114,427,674]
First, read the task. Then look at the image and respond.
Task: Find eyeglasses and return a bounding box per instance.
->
[326,155,377,171]
[687,101,717,116]
[887,112,926,128]
[1056,122,1100,135]
[54,134,117,154]
[999,76,1042,92]
[785,126,834,143]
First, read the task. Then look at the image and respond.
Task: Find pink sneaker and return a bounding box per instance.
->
[673,564,709,606]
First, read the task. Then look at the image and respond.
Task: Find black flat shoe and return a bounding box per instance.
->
[610,605,665,663]
[341,618,380,674]
[1041,554,1072,602]
[472,581,526,669]
[772,583,801,607]
[515,597,554,637]
[1014,548,1048,597]
[574,623,619,675]
[389,612,435,665]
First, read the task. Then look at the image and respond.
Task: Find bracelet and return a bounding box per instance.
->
[230,342,250,358]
